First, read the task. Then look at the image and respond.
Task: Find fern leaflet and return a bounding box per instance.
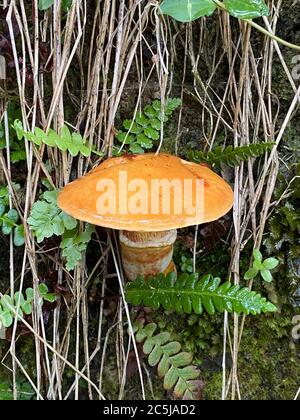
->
[189,143,275,168]
[126,272,277,316]
[134,321,203,400]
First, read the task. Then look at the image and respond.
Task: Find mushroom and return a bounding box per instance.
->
[58,153,234,280]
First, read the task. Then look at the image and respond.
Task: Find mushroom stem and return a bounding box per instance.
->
[119,230,177,281]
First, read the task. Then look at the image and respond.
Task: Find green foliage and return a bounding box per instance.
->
[115,98,181,154]
[39,0,71,12]
[60,224,95,271]
[126,272,277,316]
[0,185,24,247]
[134,320,202,399]
[28,189,95,271]
[0,284,57,330]
[224,0,269,19]
[160,0,216,22]
[180,256,194,274]
[244,249,279,283]
[264,159,300,303]
[160,0,269,22]
[189,142,274,168]
[0,105,26,163]
[38,283,57,303]
[0,379,35,400]
[13,120,92,158]
[28,190,78,243]
[38,0,54,10]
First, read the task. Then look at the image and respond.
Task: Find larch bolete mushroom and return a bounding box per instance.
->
[58,153,234,280]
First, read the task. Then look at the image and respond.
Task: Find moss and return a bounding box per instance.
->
[201,308,300,400]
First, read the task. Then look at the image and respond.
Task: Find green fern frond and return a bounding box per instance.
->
[134,321,203,400]
[126,273,277,316]
[189,143,275,168]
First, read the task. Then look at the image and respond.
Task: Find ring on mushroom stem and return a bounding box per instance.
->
[58,153,234,280]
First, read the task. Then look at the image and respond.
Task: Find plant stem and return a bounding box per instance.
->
[213,0,300,51]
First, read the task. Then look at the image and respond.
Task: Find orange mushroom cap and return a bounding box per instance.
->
[57,153,234,232]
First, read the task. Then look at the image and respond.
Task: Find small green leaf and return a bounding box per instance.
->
[169,352,193,368]
[22,302,32,315]
[263,302,277,313]
[174,377,188,398]
[260,269,273,283]
[148,345,163,366]
[135,114,149,127]
[44,129,59,147]
[39,0,54,11]
[158,355,170,377]
[13,120,25,141]
[43,293,57,303]
[167,98,182,111]
[60,225,94,271]
[28,189,74,242]
[116,132,134,145]
[14,292,25,307]
[144,127,160,140]
[7,209,19,224]
[123,120,141,134]
[152,100,161,112]
[136,134,153,149]
[129,143,145,154]
[161,341,181,356]
[0,311,13,328]
[144,106,156,119]
[33,127,48,146]
[160,0,217,23]
[253,249,263,261]
[61,213,78,231]
[58,125,72,152]
[263,258,279,270]
[43,190,58,204]
[79,144,91,157]
[14,225,25,247]
[164,366,179,390]
[150,119,161,131]
[244,267,259,280]
[0,200,6,217]
[2,219,14,235]
[38,284,49,295]
[25,288,34,302]
[1,295,14,311]
[224,0,269,20]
